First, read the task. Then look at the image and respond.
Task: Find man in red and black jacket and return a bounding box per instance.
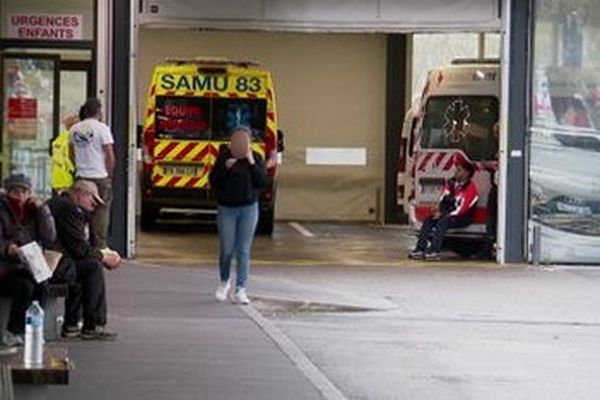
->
[410,159,479,261]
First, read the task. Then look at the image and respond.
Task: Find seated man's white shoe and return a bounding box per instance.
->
[215,280,231,302]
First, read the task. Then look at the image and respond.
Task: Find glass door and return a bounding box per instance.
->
[1,54,60,199]
[60,60,93,132]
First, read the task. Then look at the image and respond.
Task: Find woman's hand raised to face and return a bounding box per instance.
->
[246,150,255,165]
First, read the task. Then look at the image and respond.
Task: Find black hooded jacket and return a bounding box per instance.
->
[209,148,268,207]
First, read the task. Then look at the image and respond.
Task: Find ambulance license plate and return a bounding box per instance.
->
[422,184,442,195]
[160,164,202,177]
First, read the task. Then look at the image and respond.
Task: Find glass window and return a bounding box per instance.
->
[60,70,87,131]
[155,96,210,140]
[2,57,57,199]
[211,98,267,141]
[484,33,502,58]
[420,96,499,161]
[529,0,600,263]
[154,96,267,141]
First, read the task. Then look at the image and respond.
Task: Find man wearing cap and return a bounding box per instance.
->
[0,174,56,345]
[48,180,120,341]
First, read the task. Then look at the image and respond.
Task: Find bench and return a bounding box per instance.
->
[0,298,12,346]
[45,284,68,341]
[0,283,67,343]
[1,343,71,400]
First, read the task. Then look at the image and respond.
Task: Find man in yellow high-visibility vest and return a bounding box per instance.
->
[51,114,78,193]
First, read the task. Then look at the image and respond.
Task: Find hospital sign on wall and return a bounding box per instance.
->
[7,14,83,40]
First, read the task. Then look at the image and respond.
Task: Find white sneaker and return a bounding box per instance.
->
[234,288,250,305]
[215,280,231,302]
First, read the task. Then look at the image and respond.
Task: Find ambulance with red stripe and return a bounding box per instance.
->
[405,59,500,251]
[141,58,281,233]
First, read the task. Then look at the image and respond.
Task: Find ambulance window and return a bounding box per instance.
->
[211,99,267,141]
[155,96,210,140]
[420,96,499,161]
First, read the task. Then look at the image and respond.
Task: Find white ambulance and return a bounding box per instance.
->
[402,59,501,254]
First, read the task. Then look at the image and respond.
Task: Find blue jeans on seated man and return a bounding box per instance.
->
[416,214,472,253]
[217,202,259,289]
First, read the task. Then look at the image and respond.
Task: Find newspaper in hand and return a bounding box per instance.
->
[18,242,53,283]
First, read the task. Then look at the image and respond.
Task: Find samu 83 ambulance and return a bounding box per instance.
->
[404,59,500,254]
[141,58,281,234]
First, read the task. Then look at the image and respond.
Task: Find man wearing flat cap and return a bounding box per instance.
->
[49,180,120,341]
[0,173,56,346]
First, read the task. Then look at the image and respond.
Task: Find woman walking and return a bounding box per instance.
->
[209,126,268,304]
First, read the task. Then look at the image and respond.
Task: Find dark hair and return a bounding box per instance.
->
[79,98,102,120]
[459,161,476,178]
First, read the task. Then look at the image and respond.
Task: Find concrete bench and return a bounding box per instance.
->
[1,343,71,400]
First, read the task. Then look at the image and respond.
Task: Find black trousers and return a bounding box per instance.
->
[416,215,472,253]
[0,269,48,334]
[57,258,107,330]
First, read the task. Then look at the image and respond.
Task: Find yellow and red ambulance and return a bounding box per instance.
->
[141,58,281,233]
[403,59,501,254]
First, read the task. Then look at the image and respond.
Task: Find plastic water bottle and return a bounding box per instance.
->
[24,301,44,368]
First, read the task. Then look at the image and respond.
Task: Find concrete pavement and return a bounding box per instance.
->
[46,222,600,399]
[253,264,600,400]
[47,264,323,400]
[46,258,600,400]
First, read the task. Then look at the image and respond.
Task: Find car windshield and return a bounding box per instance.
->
[420,96,499,161]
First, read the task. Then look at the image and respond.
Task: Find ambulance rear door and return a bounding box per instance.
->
[413,95,499,229]
[151,94,214,190]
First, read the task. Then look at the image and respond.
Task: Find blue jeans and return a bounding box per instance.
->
[217,202,259,289]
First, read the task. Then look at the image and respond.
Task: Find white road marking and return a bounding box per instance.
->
[241,305,347,400]
[289,222,315,238]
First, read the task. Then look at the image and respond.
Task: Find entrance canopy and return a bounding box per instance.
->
[140,0,501,32]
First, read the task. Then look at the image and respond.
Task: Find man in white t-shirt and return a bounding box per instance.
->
[69,98,116,249]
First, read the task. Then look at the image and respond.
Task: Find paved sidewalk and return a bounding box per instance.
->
[47,263,322,400]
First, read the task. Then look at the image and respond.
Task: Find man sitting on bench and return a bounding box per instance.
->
[49,180,120,341]
[410,158,479,261]
[0,174,56,346]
